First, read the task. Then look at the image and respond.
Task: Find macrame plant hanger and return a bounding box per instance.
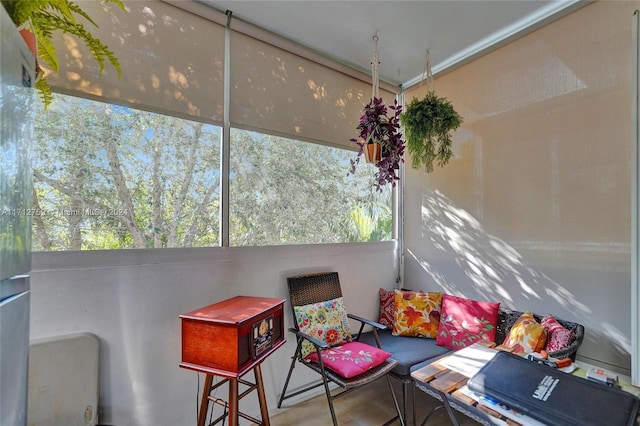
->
[420,49,436,93]
[365,35,382,163]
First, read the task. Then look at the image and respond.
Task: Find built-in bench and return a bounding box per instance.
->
[358,308,584,424]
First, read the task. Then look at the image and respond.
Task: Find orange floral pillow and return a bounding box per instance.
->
[502,312,547,354]
[392,289,442,338]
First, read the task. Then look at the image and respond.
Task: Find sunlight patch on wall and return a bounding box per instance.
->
[600,323,631,355]
[415,189,593,312]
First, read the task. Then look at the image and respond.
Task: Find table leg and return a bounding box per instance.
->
[197,374,214,426]
[254,364,270,426]
[228,378,239,426]
[439,391,460,426]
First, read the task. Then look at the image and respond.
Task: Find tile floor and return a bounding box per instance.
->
[269,379,483,426]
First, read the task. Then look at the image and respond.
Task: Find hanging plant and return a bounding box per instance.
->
[1,0,125,109]
[401,91,463,173]
[349,97,405,191]
[349,35,405,192]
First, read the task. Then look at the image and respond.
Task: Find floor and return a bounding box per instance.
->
[269,378,483,426]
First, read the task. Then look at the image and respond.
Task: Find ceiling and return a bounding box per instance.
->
[198,0,587,89]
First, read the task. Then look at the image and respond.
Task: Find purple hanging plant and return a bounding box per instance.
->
[349,97,405,191]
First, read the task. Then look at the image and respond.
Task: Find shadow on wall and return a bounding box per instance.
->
[407,189,630,368]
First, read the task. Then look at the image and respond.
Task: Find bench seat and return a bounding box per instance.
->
[357,308,585,425]
[358,329,451,377]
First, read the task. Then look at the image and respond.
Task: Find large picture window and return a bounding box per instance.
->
[32,93,221,250]
[32,94,392,250]
[229,129,391,246]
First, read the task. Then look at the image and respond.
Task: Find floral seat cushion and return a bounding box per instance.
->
[304,341,392,378]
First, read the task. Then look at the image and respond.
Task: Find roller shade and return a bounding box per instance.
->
[44,0,397,148]
[230,31,396,150]
[46,0,224,123]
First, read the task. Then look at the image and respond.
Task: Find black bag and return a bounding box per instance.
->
[467,351,640,426]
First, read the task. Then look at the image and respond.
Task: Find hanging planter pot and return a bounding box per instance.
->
[17,21,44,82]
[348,36,405,191]
[1,0,125,109]
[364,143,381,163]
[18,26,36,58]
[349,97,404,190]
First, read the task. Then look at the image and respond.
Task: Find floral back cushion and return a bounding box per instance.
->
[435,294,500,349]
[294,297,352,358]
[502,311,547,354]
[304,341,391,378]
[392,289,442,338]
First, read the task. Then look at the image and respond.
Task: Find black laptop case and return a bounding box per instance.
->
[467,351,640,426]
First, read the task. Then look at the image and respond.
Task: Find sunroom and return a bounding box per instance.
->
[2,0,640,425]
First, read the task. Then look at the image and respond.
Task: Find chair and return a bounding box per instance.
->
[277,272,405,426]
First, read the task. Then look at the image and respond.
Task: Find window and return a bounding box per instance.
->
[32,93,392,250]
[229,129,391,246]
[32,93,221,250]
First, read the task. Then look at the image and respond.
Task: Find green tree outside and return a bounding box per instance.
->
[32,93,392,250]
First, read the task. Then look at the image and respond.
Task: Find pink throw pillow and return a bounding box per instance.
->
[304,341,392,379]
[378,288,395,328]
[436,294,500,349]
[541,314,576,353]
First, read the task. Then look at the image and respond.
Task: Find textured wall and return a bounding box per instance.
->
[404,0,637,374]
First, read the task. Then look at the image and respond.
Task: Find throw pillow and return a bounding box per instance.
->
[502,311,547,354]
[541,314,576,353]
[378,288,395,328]
[294,297,352,358]
[392,289,442,338]
[304,341,392,378]
[435,294,500,349]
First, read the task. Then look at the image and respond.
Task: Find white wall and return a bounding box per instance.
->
[403,0,636,375]
[30,242,397,426]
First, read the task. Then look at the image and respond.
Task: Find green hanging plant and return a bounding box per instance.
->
[401,91,463,173]
[1,0,125,109]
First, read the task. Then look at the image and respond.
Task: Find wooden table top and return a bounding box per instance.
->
[411,341,521,426]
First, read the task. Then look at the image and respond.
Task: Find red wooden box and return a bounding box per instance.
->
[179,296,286,378]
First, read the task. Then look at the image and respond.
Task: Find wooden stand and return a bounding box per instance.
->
[196,364,269,426]
[180,296,286,426]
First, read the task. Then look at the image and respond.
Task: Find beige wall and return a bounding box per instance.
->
[403,0,637,374]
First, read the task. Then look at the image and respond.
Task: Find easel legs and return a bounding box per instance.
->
[196,365,270,426]
[197,374,214,426]
[254,365,270,425]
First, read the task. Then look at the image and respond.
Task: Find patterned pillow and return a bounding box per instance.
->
[294,297,352,358]
[304,341,392,378]
[392,289,442,338]
[435,294,500,349]
[378,288,395,328]
[502,312,548,354]
[541,314,576,353]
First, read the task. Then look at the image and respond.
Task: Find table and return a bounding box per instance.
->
[411,343,640,426]
[411,342,506,426]
[180,296,286,426]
